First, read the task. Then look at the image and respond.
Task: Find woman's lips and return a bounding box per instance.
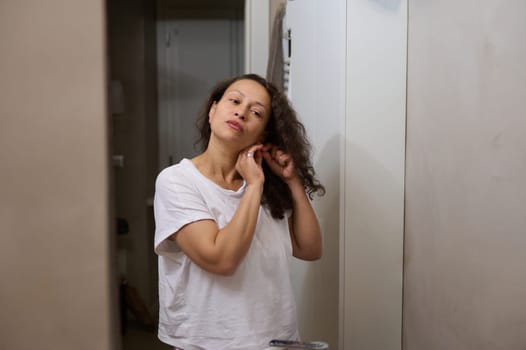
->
[227,120,243,132]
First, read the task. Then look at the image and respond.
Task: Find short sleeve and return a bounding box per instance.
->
[153,166,214,258]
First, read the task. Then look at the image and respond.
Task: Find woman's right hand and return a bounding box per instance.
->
[235,144,265,187]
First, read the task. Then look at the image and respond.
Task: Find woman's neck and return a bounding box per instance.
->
[192,143,243,190]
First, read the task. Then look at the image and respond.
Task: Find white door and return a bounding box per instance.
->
[157,12,244,168]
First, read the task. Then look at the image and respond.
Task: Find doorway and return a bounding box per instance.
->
[107,0,246,349]
[156,0,245,169]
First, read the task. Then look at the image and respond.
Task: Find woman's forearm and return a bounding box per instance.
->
[214,183,264,269]
[287,178,322,260]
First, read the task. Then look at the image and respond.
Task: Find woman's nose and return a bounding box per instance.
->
[234,110,246,120]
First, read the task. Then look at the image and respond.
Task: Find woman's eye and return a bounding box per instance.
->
[230,98,240,104]
[251,110,261,117]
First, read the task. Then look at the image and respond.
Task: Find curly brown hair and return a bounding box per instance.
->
[195,74,325,219]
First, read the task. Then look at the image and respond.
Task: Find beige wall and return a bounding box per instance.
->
[404,1,526,349]
[0,1,116,350]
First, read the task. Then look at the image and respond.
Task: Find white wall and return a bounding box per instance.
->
[343,0,407,349]
[284,0,407,348]
[286,0,346,347]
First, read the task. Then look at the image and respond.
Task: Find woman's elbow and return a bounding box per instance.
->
[203,257,241,276]
[294,245,322,261]
[214,261,239,276]
[307,248,322,261]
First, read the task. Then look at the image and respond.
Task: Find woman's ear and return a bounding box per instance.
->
[208,101,217,122]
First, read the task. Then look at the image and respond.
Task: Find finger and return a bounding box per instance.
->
[262,151,282,173]
[263,143,274,152]
[262,150,274,165]
[271,146,280,159]
[247,143,264,155]
[275,150,290,166]
[254,150,263,166]
[243,144,263,160]
[275,150,286,159]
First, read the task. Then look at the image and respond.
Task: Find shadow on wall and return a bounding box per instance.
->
[292,135,341,346]
[341,137,404,349]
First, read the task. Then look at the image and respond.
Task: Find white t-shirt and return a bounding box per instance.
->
[154,158,299,350]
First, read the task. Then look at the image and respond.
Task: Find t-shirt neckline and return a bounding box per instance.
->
[182,158,247,195]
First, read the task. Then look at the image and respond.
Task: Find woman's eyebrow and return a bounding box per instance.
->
[227,89,244,97]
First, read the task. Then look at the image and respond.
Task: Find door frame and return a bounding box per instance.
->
[244,0,269,75]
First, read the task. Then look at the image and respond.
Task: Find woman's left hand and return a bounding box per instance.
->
[262,144,299,183]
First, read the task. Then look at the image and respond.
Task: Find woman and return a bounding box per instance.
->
[154,74,325,350]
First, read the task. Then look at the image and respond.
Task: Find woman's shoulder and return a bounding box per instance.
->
[156,158,196,187]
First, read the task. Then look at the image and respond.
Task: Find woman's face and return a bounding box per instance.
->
[208,79,271,150]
